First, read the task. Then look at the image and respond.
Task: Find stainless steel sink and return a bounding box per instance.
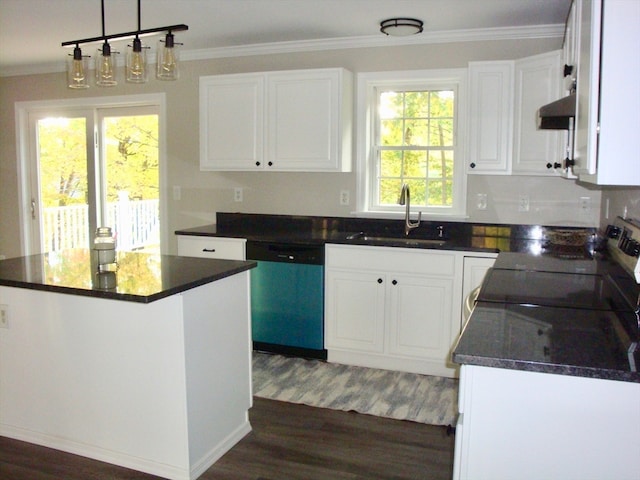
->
[345,233,446,248]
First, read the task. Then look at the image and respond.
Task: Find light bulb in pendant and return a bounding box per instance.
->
[157,32,179,80]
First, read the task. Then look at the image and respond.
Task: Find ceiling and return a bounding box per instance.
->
[0,0,571,76]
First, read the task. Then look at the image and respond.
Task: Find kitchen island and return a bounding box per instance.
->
[0,250,256,480]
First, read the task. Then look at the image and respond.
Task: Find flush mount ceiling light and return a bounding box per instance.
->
[62,0,188,88]
[380,18,424,37]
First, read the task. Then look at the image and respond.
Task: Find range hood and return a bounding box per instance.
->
[537,93,576,130]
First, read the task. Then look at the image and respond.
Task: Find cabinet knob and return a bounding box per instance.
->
[469,162,476,169]
[268,161,273,167]
[255,161,261,167]
[377,278,383,284]
[547,162,562,169]
[392,279,398,285]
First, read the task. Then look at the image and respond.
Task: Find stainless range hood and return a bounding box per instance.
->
[537,93,576,130]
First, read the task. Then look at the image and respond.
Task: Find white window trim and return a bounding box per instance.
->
[14,93,167,256]
[356,69,468,219]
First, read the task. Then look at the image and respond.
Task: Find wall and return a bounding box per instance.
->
[2,36,634,258]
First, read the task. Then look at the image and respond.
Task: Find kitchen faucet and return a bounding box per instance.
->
[399,183,421,236]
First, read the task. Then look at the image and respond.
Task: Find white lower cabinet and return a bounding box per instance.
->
[325,244,463,377]
[454,365,640,480]
[176,235,246,260]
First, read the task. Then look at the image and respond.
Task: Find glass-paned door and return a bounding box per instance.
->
[100,107,160,253]
[28,106,160,255]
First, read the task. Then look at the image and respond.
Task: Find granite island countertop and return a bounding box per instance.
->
[0,249,256,303]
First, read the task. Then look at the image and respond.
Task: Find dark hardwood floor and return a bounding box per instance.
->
[0,398,455,480]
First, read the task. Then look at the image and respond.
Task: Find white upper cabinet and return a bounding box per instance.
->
[200,73,265,170]
[467,52,564,176]
[200,68,353,172]
[512,51,564,175]
[573,0,640,186]
[467,62,514,174]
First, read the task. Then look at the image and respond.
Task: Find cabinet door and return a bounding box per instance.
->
[200,74,265,170]
[387,274,455,361]
[177,235,246,260]
[512,51,563,175]
[267,69,351,171]
[467,62,514,174]
[325,270,385,353]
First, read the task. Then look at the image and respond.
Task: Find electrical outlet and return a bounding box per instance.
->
[518,194,530,212]
[476,193,487,210]
[340,190,350,206]
[580,196,591,213]
[0,305,8,329]
[234,187,243,203]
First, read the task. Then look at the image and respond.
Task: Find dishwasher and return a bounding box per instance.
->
[246,241,326,359]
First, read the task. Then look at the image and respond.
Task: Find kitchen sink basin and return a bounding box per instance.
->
[345,233,447,248]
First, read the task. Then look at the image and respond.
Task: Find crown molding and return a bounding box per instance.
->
[1,24,564,77]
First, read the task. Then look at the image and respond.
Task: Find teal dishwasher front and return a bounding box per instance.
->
[246,242,326,359]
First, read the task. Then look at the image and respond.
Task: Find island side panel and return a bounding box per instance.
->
[181,271,253,476]
[0,286,191,479]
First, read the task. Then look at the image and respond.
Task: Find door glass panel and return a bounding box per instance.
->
[102,114,160,253]
[37,117,89,252]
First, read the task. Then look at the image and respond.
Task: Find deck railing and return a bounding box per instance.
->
[42,199,160,252]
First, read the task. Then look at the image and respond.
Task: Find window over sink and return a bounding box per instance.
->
[356,69,467,218]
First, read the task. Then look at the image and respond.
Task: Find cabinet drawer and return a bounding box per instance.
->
[177,236,246,260]
[326,244,456,276]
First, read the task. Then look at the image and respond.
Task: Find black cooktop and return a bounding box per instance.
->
[477,268,633,312]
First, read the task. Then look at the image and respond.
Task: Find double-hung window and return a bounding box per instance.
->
[357,69,467,218]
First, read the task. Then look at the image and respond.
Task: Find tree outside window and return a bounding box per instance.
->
[376,89,455,208]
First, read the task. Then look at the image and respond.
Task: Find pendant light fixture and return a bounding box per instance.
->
[62,0,188,89]
[96,1,117,87]
[67,44,89,89]
[126,36,147,83]
[156,31,180,81]
[126,0,147,83]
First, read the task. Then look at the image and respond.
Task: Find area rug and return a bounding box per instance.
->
[252,352,458,426]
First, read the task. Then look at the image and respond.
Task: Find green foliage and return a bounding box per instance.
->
[37,117,88,207]
[104,115,159,202]
[37,115,159,208]
[377,88,455,208]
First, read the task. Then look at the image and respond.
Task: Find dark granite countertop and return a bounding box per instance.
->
[453,302,639,382]
[452,252,640,383]
[0,249,256,303]
[176,212,598,254]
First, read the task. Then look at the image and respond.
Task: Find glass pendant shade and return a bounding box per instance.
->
[156,33,179,80]
[126,37,147,83]
[67,46,89,89]
[96,41,117,87]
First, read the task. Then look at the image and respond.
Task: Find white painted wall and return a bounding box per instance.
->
[1,37,636,258]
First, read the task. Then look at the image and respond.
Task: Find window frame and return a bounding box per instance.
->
[15,94,167,256]
[356,69,468,218]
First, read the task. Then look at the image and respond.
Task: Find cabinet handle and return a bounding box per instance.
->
[202,248,216,252]
[392,279,398,285]
[469,162,476,169]
[377,278,383,284]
